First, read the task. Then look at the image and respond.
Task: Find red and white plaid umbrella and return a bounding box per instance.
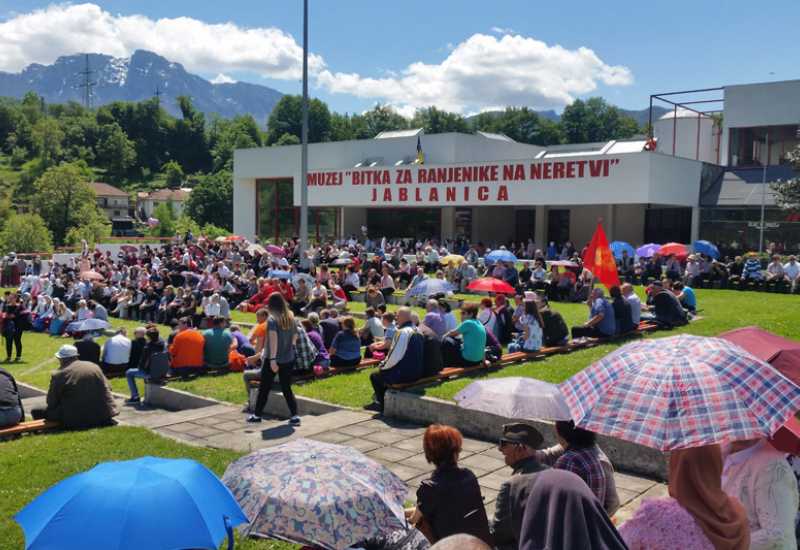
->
[559,335,800,451]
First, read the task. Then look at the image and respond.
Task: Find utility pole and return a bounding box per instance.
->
[299,0,310,251]
[758,132,769,253]
[154,86,162,107]
[77,54,96,109]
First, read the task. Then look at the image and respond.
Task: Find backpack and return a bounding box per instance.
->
[293,324,316,372]
[147,351,171,381]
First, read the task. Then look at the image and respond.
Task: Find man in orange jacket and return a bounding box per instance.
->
[169,317,205,375]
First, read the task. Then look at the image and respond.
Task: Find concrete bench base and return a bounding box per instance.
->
[384,390,667,480]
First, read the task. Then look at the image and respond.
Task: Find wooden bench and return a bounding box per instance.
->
[0,419,60,439]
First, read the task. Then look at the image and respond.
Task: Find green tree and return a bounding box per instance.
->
[0,213,53,254]
[170,96,211,173]
[208,115,262,171]
[560,97,640,144]
[96,122,136,180]
[773,144,800,211]
[20,92,44,125]
[274,133,301,146]
[150,200,177,237]
[361,105,408,138]
[472,107,563,145]
[410,107,469,134]
[64,209,111,249]
[266,95,332,144]
[184,170,233,230]
[31,117,64,167]
[33,162,98,245]
[163,160,185,188]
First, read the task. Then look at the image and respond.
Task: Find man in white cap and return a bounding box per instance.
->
[31,345,118,429]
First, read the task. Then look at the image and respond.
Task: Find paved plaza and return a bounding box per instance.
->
[22,393,666,523]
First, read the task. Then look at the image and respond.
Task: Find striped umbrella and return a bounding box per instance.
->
[559,335,800,451]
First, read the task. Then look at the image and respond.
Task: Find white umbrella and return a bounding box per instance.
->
[455,377,572,421]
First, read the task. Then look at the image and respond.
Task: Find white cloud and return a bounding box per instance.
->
[0,3,325,80]
[317,33,633,114]
[211,73,236,84]
[490,26,515,35]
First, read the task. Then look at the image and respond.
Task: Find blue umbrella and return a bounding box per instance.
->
[485,249,518,264]
[268,270,292,280]
[406,278,455,298]
[609,241,636,260]
[636,243,662,258]
[16,456,248,550]
[693,240,720,259]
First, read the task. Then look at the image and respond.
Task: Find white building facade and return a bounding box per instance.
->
[233,79,800,252]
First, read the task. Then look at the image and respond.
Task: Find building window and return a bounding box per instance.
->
[114,210,121,216]
[729,125,800,167]
[644,208,691,244]
[514,209,536,244]
[256,179,339,242]
[700,208,800,254]
[366,208,441,241]
[547,209,570,246]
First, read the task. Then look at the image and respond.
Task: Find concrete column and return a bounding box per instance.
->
[441,207,456,242]
[535,205,547,250]
[690,206,701,243]
[606,204,615,241]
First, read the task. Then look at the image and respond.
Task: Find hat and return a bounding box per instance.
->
[524,291,537,302]
[500,422,543,448]
[54,345,79,359]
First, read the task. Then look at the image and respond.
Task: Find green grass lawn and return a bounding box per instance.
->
[0,426,294,550]
[6,289,800,409]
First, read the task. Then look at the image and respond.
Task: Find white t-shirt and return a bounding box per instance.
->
[625,294,642,325]
[102,333,132,365]
[784,262,800,280]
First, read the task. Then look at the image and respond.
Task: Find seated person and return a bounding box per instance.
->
[621,283,642,325]
[329,316,362,368]
[203,316,233,369]
[367,312,397,357]
[0,366,24,428]
[490,423,548,550]
[650,281,688,327]
[126,325,167,403]
[609,286,635,335]
[570,288,616,340]
[290,278,310,315]
[742,254,764,286]
[230,325,256,357]
[508,297,543,353]
[101,327,132,376]
[169,317,205,373]
[484,327,503,363]
[442,303,486,368]
[549,420,608,506]
[32,345,118,429]
[421,300,447,340]
[538,297,569,347]
[319,309,341,350]
[360,307,384,350]
[301,318,329,370]
[367,307,424,412]
[75,333,101,364]
[409,424,492,545]
[671,281,696,313]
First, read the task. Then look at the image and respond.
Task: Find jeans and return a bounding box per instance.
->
[0,406,22,428]
[4,328,22,359]
[126,368,147,398]
[253,361,297,418]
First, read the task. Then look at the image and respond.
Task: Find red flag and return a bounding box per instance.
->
[582,222,620,290]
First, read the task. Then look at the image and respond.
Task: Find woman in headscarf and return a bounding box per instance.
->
[518,469,627,550]
[618,445,750,550]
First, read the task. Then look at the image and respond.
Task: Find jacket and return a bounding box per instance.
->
[491,456,549,550]
[45,360,118,429]
[0,367,24,419]
[75,338,101,364]
[379,323,424,385]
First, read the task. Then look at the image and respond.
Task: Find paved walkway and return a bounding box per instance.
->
[22,394,666,522]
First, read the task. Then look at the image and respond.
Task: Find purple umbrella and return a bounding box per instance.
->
[266,244,285,256]
[635,243,661,258]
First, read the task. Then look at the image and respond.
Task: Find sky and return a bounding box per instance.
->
[0,1,798,117]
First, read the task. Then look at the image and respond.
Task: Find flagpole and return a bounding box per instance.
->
[299,0,309,252]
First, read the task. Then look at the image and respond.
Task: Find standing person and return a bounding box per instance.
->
[247,293,300,426]
[619,445,750,550]
[409,424,492,545]
[1,293,25,362]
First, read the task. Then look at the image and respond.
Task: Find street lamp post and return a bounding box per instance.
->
[758,132,769,253]
[299,0,310,253]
